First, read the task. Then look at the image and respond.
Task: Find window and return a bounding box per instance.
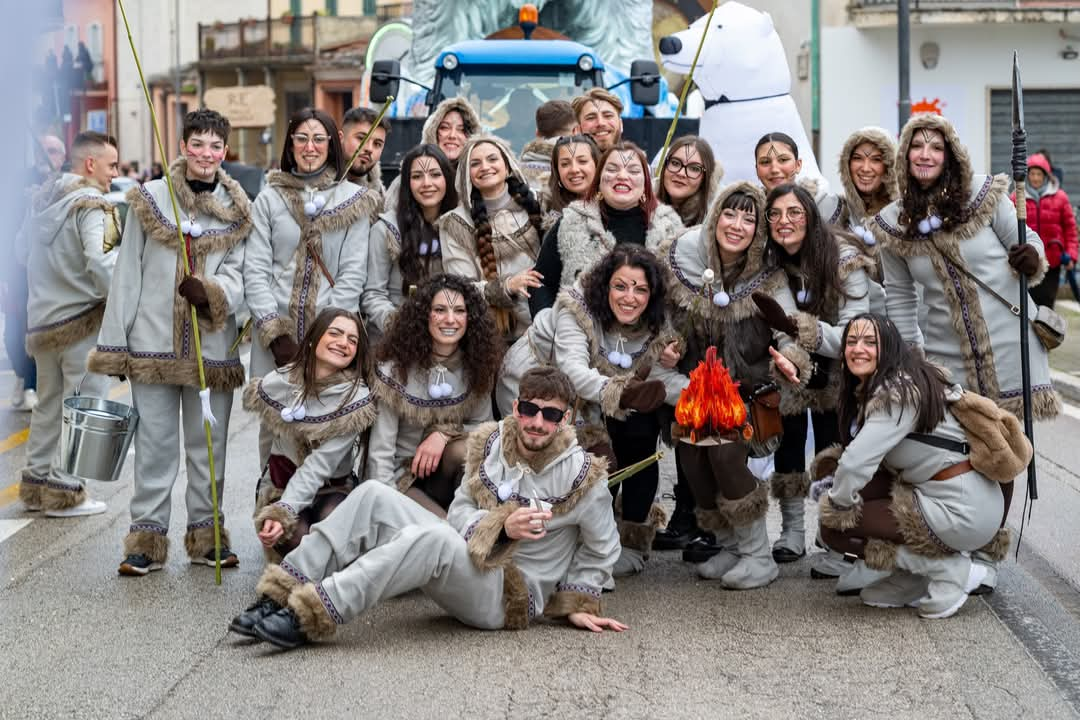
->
[87,23,103,60]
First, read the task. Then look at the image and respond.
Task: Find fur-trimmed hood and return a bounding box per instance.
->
[895,114,972,199]
[265,167,377,237]
[454,134,531,214]
[521,137,557,165]
[29,174,105,247]
[839,126,898,223]
[421,96,483,146]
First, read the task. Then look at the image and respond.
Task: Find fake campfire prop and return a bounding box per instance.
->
[673,346,753,443]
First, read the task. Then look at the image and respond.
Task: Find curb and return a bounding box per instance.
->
[1050,369,1080,406]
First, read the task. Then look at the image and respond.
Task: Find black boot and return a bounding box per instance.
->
[653,502,696,550]
[253,607,309,650]
[681,531,721,563]
[229,597,282,638]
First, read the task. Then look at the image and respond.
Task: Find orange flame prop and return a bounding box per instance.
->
[675,346,748,443]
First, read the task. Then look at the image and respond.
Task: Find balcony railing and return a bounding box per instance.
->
[852,0,1080,8]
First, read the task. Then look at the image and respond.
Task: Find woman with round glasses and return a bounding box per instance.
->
[754,131,844,226]
[530,142,684,315]
[498,245,687,576]
[246,107,378,464]
[542,134,600,230]
[362,144,458,336]
[750,183,871,572]
[366,274,501,517]
[660,181,811,590]
[657,136,719,227]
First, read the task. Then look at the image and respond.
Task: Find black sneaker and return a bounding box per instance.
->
[229,597,282,638]
[191,547,239,568]
[253,608,309,650]
[118,553,163,576]
[681,532,720,563]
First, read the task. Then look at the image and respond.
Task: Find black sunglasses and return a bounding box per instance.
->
[517,399,567,423]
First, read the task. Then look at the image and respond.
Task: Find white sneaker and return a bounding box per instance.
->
[21,389,38,411]
[10,377,25,408]
[45,497,108,517]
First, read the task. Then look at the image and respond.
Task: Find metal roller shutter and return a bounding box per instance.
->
[990,88,1080,194]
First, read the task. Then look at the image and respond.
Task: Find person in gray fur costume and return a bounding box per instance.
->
[17,131,120,516]
[89,110,251,575]
[754,131,844,226]
[871,113,1059,594]
[539,134,599,233]
[229,367,625,649]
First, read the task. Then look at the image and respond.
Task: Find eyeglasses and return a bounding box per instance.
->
[766,207,806,224]
[666,156,705,180]
[517,399,567,423]
[292,133,330,147]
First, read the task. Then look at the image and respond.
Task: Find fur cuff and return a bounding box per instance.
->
[694,507,729,534]
[40,484,87,511]
[599,374,633,418]
[288,583,338,641]
[184,525,232,560]
[256,563,301,607]
[809,444,844,482]
[256,314,295,349]
[483,278,516,309]
[794,311,821,353]
[544,590,600,619]
[770,471,810,500]
[123,529,169,563]
[254,502,298,543]
[88,346,129,377]
[619,519,657,556]
[771,344,814,388]
[466,503,519,571]
[976,527,1011,562]
[25,304,105,356]
[818,495,862,531]
[717,482,770,526]
[502,563,531,630]
[889,482,951,558]
[18,477,43,508]
[863,538,897,571]
[197,278,230,333]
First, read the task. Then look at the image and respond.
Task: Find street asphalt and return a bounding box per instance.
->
[1,369,1079,719]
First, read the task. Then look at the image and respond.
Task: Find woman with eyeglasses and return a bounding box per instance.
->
[659,181,811,590]
[365,274,501,518]
[541,134,600,230]
[529,142,685,315]
[657,136,719,228]
[754,131,844,226]
[748,183,871,578]
[244,308,377,561]
[440,135,545,343]
[246,107,378,464]
[498,245,686,577]
[362,144,458,336]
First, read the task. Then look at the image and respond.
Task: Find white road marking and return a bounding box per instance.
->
[1062,402,1080,422]
[0,518,32,544]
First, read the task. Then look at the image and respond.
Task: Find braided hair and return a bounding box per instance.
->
[468,150,544,283]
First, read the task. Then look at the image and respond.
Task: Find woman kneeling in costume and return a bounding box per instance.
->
[246,308,377,559]
[784,314,1006,619]
[366,274,501,517]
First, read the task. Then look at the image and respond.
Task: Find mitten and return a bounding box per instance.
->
[752,292,798,336]
[269,334,301,367]
[1007,244,1040,277]
[618,366,666,413]
[177,276,209,310]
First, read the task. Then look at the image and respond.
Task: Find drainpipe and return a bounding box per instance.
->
[811,0,820,158]
[898,0,912,129]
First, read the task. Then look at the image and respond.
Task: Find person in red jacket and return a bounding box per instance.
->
[1017,153,1078,308]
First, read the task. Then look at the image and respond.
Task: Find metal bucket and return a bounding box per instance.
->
[60,396,139,483]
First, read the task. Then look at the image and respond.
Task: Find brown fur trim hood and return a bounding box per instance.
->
[421,96,482,146]
[838,126,898,223]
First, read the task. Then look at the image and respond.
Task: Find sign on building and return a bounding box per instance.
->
[204,85,277,128]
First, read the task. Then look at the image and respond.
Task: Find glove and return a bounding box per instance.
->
[752,292,798,337]
[177,276,209,310]
[1061,252,1073,267]
[618,365,667,413]
[809,474,834,502]
[269,334,300,367]
[812,455,839,482]
[1007,244,1040,277]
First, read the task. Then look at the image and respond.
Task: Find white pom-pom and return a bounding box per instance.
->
[929,214,942,230]
[428,383,444,399]
[198,388,218,427]
[438,382,453,397]
[431,238,440,253]
[189,222,203,238]
[918,218,932,235]
[291,405,306,421]
[180,220,192,235]
[280,407,294,423]
[619,355,633,369]
[607,350,621,364]
[304,201,318,216]
[712,290,730,307]
[860,227,876,246]
[419,242,429,256]
[313,195,327,209]
[797,289,809,304]
[497,482,514,502]
[702,268,715,284]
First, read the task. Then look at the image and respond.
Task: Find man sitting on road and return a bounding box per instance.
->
[229,366,626,649]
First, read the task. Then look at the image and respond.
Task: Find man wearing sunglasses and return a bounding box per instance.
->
[231,366,625,649]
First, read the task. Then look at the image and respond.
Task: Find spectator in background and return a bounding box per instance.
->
[520,99,576,195]
[150,162,164,181]
[1036,148,1064,186]
[1014,152,1077,308]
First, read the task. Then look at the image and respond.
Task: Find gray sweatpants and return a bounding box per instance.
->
[25,333,111,488]
[128,382,233,533]
[282,482,507,630]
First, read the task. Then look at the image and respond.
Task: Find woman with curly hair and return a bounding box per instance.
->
[754,131,844,226]
[498,245,686,576]
[363,144,458,335]
[659,181,811,590]
[242,308,377,561]
[657,135,720,228]
[870,113,1058,595]
[530,142,685,314]
[748,183,870,571]
[541,134,600,229]
[799,314,1007,619]
[366,274,502,517]
[439,135,545,342]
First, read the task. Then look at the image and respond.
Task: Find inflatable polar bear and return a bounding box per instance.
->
[659,2,826,191]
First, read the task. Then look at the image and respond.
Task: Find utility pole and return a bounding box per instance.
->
[174,0,182,158]
[898,0,912,129]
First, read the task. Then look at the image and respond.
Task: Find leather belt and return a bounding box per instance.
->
[930,460,973,481]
